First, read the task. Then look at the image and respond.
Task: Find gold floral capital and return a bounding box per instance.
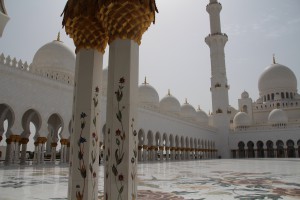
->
[61,0,109,53]
[99,0,158,44]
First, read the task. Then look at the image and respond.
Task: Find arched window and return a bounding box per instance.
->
[267,94,270,100]
[281,92,284,99]
[286,140,295,158]
[238,141,245,158]
[286,92,289,99]
[242,105,248,113]
[271,93,274,100]
[247,141,255,158]
[266,140,274,158]
[256,141,264,158]
[276,140,285,158]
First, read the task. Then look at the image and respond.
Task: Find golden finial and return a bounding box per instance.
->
[273,54,276,64]
[168,89,171,96]
[57,32,61,42]
[144,76,148,84]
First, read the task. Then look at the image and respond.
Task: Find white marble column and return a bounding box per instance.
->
[4,138,12,165]
[20,138,29,165]
[171,148,175,160]
[13,138,21,164]
[66,142,70,163]
[104,39,139,200]
[159,146,164,161]
[143,146,148,162]
[138,146,142,162]
[68,49,102,200]
[33,142,38,163]
[51,142,57,163]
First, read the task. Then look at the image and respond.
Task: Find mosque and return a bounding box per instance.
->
[0,0,299,167]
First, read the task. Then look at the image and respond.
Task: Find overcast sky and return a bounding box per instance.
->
[1,0,300,113]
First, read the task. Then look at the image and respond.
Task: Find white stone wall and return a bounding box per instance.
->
[0,56,73,138]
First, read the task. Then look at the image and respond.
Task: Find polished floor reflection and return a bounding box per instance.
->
[1,159,300,200]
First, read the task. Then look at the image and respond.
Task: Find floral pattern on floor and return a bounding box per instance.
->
[0,159,300,200]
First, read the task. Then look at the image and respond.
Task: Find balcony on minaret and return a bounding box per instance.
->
[205,33,228,47]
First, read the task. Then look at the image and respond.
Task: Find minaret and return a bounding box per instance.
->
[205,0,230,158]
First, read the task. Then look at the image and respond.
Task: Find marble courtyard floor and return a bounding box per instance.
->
[1,159,300,200]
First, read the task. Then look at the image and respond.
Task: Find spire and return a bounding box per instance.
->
[167,89,171,96]
[273,54,276,64]
[185,98,188,104]
[198,105,201,111]
[143,76,148,85]
[56,32,61,42]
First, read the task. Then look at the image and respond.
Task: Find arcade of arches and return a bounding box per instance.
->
[232,139,300,158]
[0,103,71,164]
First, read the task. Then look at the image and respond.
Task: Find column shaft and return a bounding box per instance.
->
[104,39,139,200]
[68,49,102,200]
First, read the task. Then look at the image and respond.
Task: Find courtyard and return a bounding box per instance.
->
[1,159,300,200]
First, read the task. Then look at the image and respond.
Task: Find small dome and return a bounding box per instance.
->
[138,79,159,109]
[268,109,288,124]
[159,91,180,114]
[241,91,249,99]
[31,40,75,75]
[233,112,251,127]
[180,100,196,119]
[258,63,297,95]
[101,68,108,96]
[196,106,208,124]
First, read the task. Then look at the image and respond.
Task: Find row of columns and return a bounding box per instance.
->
[138,145,218,162]
[1,134,70,165]
[232,148,300,158]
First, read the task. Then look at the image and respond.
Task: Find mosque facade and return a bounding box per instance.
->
[0,0,299,165]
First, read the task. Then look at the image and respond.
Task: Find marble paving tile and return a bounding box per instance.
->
[0,159,300,200]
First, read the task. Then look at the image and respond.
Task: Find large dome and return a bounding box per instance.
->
[31,40,75,75]
[233,112,251,128]
[258,63,297,95]
[159,91,180,114]
[196,106,208,124]
[180,100,196,119]
[268,109,288,125]
[138,79,159,109]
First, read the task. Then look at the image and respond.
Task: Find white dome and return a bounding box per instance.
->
[31,40,75,75]
[159,92,180,114]
[258,63,297,95]
[180,101,196,119]
[196,107,208,124]
[241,91,249,99]
[138,81,159,109]
[268,109,288,124]
[233,112,251,127]
[101,68,108,96]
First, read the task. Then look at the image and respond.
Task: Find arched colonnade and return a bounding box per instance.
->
[0,103,71,164]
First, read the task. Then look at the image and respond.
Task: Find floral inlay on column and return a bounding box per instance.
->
[90,86,100,200]
[112,77,126,200]
[76,112,87,200]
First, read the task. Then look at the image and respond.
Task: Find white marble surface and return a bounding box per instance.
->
[1,159,300,200]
